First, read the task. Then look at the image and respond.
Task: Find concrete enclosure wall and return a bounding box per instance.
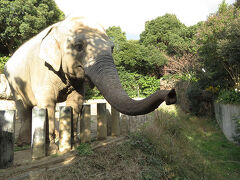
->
[56,99,152,141]
[214,102,240,143]
[0,99,152,142]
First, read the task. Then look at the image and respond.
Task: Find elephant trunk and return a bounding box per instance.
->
[85,55,176,116]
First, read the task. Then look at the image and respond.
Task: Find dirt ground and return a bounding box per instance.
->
[0,136,149,180]
[40,142,144,180]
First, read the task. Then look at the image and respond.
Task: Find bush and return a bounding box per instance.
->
[76,143,93,156]
[196,2,240,90]
[0,56,9,73]
[217,89,240,104]
[85,86,103,100]
[186,82,215,116]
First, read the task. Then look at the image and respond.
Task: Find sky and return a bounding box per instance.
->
[55,0,236,40]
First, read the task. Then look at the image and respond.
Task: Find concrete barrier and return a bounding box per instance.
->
[80,105,91,143]
[31,107,47,159]
[111,107,120,136]
[97,103,107,140]
[214,102,240,143]
[1,99,153,164]
[0,110,15,168]
[59,106,72,152]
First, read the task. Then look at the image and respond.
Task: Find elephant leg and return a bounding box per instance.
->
[66,90,84,148]
[15,100,32,146]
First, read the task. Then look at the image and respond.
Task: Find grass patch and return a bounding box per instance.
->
[14,144,30,152]
[76,143,94,156]
[36,104,240,180]
[137,104,240,180]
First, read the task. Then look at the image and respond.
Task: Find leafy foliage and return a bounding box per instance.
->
[113,40,167,78]
[117,68,160,97]
[76,143,93,156]
[0,0,64,55]
[106,27,167,78]
[140,14,195,56]
[235,0,240,8]
[196,2,240,90]
[106,26,127,50]
[0,56,9,73]
[217,89,240,104]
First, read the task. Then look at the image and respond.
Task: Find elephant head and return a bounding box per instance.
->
[40,16,176,115]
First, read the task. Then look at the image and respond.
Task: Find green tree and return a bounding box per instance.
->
[196,2,240,89]
[106,26,167,78]
[234,0,240,8]
[0,0,64,55]
[140,14,194,56]
[114,40,167,77]
[106,26,127,50]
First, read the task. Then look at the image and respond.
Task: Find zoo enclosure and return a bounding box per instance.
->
[0,99,153,168]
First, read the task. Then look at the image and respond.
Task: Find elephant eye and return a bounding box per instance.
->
[74,42,84,52]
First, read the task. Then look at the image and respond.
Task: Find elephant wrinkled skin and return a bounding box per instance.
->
[4,16,176,154]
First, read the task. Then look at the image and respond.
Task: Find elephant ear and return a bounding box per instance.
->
[40,26,61,71]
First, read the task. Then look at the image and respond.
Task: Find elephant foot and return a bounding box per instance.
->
[46,142,58,155]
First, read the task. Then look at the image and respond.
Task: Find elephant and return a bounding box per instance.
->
[4,16,177,154]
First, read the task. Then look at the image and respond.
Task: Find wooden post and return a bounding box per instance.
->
[31,107,47,159]
[80,105,91,143]
[59,106,72,153]
[111,107,120,136]
[97,103,107,139]
[0,110,15,168]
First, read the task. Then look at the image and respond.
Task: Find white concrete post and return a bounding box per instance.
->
[59,106,72,152]
[91,103,97,140]
[97,103,107,139]
[31,107,47,159]
[120,114,130,135]
[80,105,91,143]
[0,110,15,168]
[111,107,120,136]
[106,103,112,136]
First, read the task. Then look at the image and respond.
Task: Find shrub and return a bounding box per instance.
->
[76,143,93,156]
[0,56,9,73]
[186,82,215,116]
[196,2,240,90]
[217,89,240,104]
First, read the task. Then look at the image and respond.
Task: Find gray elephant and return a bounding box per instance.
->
[4,16,176,154]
